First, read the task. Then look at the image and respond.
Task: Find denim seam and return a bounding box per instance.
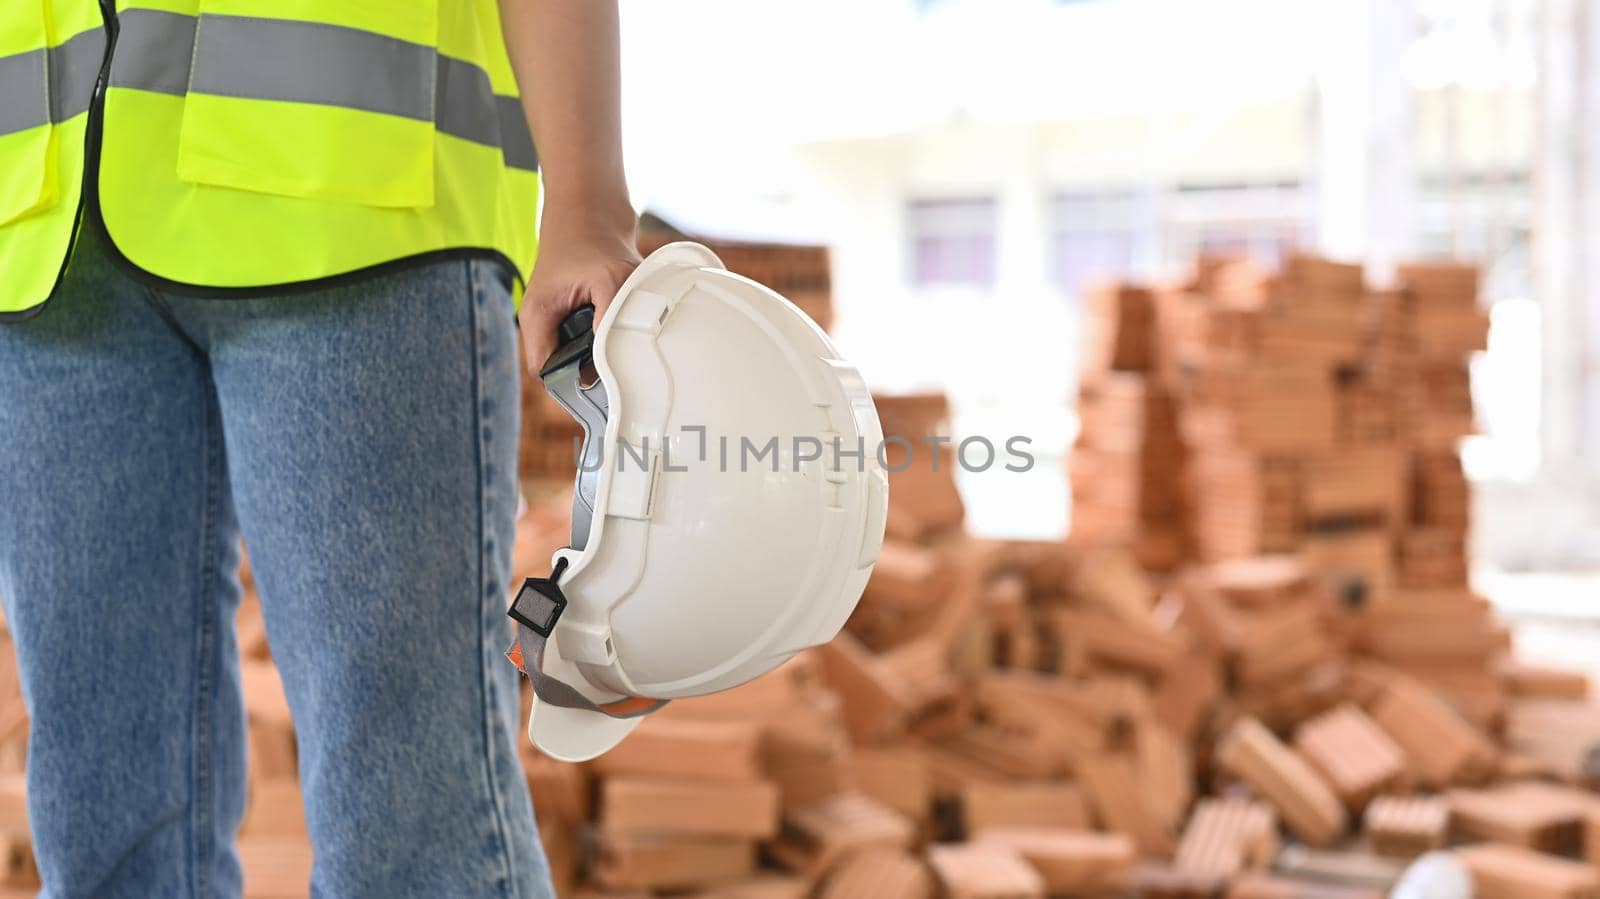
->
[135,282,207,356]
[189,381,223,899]
[469,260,518,899]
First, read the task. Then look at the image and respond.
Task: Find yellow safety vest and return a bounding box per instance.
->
[0,1,540,320]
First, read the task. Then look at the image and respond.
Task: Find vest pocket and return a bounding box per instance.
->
[0,8,56,226]
[175,0,439,209]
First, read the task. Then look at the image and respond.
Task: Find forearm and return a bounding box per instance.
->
[500,0,635,238]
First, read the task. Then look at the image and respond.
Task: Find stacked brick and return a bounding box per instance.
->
[1079,254,1512,717]
[1073,283,1190,571]
[1078,256,1483,587]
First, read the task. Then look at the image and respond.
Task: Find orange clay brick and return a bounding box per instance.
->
[1205,556,1313,608]
[1448,781,1599,854]
[1233,601,1335,688]
[972,675,1108,763]
[592,718,763,783]
[1153,650,1224,742]
[1173,796,1277,882]
[1138,722,1196,832]
[926,843,1045,899]
[938,726,1062,782]
[1369,676,1497,787]
[1077,752,1177,856]
[1499,662,1589,700]
[1217,717,1347,847]
[973,829,1134,896]
[769,792,914,878]
[851,747,932,823]
[523,752,591,826]
[595,834,757,893]
[237,838,315,899]
[761,721,856,809]
[241,661,297,782]
[813,631,916,744]
[1363,794,1448,858]
[1505,698,1600,781]
[1456,843,1600,899]
[1293,705,1406,810]
[0,775,26,843]
[600,778,780,840]
[1048,608,1185,678]
[239,781,304,839]
[961,782,1089,835]
[816,849,933,899]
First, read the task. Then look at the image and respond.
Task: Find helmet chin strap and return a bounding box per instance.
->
[504,303,667,719]
[538,304,608,553]
[506,559,669,719]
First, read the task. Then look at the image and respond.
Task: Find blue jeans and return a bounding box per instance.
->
[0,231,552,898]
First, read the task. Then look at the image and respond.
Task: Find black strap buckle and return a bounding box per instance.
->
[508,557,570,638]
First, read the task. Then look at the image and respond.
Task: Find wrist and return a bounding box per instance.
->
[541,186,637,240]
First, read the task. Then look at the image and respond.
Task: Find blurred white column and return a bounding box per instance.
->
[1533,0,1585,471]
[1314,0,1416,284]
[1583,1,1600,467]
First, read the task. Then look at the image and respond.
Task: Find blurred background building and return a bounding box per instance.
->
[618,0,1600,573]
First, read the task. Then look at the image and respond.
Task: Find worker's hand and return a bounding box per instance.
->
[519,212,642,371]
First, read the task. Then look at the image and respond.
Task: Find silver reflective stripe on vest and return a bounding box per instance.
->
[192,16,435,122]
[0,50,48,138]
[111,9,193,97]
[110,9,538,171]
[0,27,106,138]
[49,28,109,125]
[495,96,538,175]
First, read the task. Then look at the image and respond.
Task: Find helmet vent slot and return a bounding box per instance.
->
[579,357,601,390]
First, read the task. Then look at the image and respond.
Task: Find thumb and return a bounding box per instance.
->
[582,275,623,332]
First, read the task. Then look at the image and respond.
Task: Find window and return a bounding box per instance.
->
[1164,181,1307,269]
[1051,190,1154,295]
[908,198,998,288]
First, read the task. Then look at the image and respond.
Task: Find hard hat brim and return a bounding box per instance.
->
[525,626,649,762]
[528,695,645,763]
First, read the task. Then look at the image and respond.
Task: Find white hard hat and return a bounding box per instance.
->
[507,242,888,762]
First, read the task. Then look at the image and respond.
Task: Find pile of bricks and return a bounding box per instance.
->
[1077,254,1499,719]
[511,455,1599,898]
[1,250,1598,899]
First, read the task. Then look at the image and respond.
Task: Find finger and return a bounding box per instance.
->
[585,268,634,332]
[588,284,616,332]
[520,295,567,373]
